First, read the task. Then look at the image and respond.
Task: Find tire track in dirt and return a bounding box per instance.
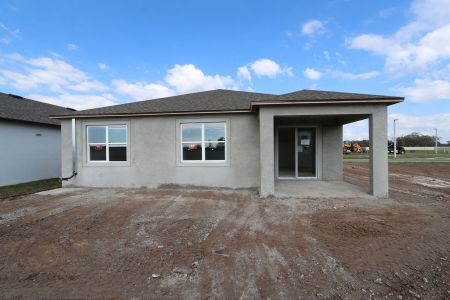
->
[309,204,450,299]
[1,174,449,299]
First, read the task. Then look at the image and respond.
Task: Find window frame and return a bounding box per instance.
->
[86,124,128,163]
[180,122,227,164]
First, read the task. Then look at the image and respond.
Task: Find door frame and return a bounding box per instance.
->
[275,125,320,180]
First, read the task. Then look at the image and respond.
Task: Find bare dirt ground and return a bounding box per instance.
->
[1,163,449,299]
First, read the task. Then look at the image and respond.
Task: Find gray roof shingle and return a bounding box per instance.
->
[268,89,404,102]
[54,89,276,117]
[0,93,75,126]
[50,89,403,118]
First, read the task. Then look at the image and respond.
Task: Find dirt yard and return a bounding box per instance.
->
[1,163,449,299]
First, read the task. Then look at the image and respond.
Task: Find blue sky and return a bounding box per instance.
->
[0,0,449,141]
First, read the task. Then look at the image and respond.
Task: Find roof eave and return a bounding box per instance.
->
[49,98,404,119]
[250,98,404,109]
[49,109,253,119]
[0,116,60,127]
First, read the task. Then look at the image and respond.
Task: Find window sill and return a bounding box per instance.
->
[177,161,230,167]
[84,161,131,167]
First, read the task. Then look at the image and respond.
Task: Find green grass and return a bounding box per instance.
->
[394,150,450,158]
[343,150,450,159]
[343,153,370,159]
[0,178,61,199]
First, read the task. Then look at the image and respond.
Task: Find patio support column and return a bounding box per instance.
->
[369,106,389,198]
[259,109,275,197]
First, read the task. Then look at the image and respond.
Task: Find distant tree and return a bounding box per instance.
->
[342,139,369,147]
[396,132,440,147]
[345,133,446,147]
[353,139,369,147]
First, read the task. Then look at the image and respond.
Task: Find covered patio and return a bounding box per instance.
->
[257,103,390,198]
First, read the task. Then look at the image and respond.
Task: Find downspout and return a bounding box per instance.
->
[61,118,78,181]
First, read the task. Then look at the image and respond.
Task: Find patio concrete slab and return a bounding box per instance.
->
[275,180,374,198]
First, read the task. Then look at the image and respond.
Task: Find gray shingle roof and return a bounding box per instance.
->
[268,89,404,102]
[50,89,403,118]
[0,93,75,126]
[54,89,276,117]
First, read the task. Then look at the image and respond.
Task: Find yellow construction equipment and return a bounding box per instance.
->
[343,143,352,154]
[342,143,362,154]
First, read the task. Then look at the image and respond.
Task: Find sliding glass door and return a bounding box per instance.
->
[277,127,317,179]
[278,128,296,177]
[297,128,316,178]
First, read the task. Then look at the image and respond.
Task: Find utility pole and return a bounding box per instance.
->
[435,128,438,154]
[394,119,398,158]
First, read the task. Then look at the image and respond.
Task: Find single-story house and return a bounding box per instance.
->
[50,89,403,198]
[0,93,75,186]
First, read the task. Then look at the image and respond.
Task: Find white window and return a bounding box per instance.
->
[87,125,127,162]
[181,122,226,162]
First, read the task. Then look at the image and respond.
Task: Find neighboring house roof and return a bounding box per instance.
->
[50,89,404,119]
[0,93,75,126]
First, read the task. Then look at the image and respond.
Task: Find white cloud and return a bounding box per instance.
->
[0,69,39,89]
[347,0,450,106]
[348,0,450,75]
[303,68,322,80]
[112,79,175,101]
[0,52,296,112]
[323,50,331,61]
[344,112,450,142]
[348,34,392,55]
[67,43,79,51]
[114,64,242,100]
[97,63,108,70]
[335,51,347,65]
[0,23,19,44]
[343,120,369,141]
[332,70,380,80]
[165,64,235,93]
[389,113,450,141]
[0,54,103,93]
[0,53,117,110]
[397,78,450,103]
[250,59,293,78]
[67,80,108,92]
[28,93,117,110]
[0,22,19,37]
[237,66,252,82]
[4,54,82,87]
[411,0,450,28]
[48,50,62,58]
[301,20,325,36]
